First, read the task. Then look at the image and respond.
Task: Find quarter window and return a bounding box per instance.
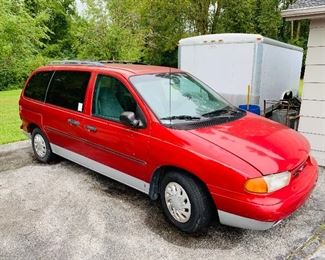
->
[24,71,53,102]
[46,71,91,111]
[92,75,137,122]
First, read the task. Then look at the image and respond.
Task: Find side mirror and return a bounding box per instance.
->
[120,111,140,128]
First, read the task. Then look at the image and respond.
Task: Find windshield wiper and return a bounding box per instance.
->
[202,107,241,118]
[161,115,201,121]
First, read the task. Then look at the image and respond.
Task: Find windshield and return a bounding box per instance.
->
[130,72,238,124]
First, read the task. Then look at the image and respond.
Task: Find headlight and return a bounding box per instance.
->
[245,171,291,194]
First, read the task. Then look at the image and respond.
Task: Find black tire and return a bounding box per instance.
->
[31,128,54,163]
[159,171,213,233]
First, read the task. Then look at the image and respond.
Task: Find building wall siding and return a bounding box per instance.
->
[302,83,325,100]
[299,18,325,166]
[308,26,325,46]
[302,133,325,151]
[299,117,325,134]
[305,47,325,65]
[300,100,325,117]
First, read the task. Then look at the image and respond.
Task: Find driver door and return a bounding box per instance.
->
[81,73,151,191]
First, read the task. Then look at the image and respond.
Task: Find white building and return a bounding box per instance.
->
[282,0,325,166]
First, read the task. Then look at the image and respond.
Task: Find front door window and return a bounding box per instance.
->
[92,75,137,122]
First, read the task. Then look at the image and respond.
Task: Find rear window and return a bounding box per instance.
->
[46,71,91,112]
[24,71,53,102]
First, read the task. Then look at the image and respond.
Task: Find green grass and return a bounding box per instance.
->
[0,89,27,144]
[299,79,304,98]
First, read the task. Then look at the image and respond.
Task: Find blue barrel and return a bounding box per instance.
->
[239,104,261,115]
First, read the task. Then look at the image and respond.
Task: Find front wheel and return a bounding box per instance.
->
[159,171,213,233]
[31,128,54,163]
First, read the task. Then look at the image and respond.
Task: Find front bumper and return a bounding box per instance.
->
[217,210,282,230]
[211,156,318,230]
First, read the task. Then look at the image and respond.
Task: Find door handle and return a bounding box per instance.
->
[85,125,97,132]
[67,118,80,126]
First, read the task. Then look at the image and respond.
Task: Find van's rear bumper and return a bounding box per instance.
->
[211,156,318,230]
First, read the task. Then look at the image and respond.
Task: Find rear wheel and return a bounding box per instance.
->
[159,171,213,233]
[31,128,54,163]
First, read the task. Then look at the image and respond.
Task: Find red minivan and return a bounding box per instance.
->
[19,61,318,233]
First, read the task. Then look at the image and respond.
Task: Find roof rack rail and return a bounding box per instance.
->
[49,60,105,67]
[100,60,146,65]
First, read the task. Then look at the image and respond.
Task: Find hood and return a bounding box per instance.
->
[188,113,310,175]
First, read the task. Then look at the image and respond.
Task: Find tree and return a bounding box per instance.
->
[137,0,190,66]
[186,0,222,35]
[218,0,256,34]
[0,0,49,90]
[24,0,77,58]
[0,0,311,91]
[71,0,145,61]
[255,0,282,39]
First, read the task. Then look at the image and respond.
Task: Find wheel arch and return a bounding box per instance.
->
[149,165,214,207]
[27,123,51,144]
[27,122,40,133]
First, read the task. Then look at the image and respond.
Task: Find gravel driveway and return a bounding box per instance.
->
[0,141,324,260]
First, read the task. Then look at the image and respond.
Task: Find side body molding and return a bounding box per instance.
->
[50,143,150,194]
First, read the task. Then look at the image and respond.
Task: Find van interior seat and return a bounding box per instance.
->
[97,80,123,120]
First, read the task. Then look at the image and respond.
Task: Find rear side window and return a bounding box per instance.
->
[24,71,53,102]
[46,71,91,112]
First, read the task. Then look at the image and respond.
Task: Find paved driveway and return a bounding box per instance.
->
[0,141,324,259]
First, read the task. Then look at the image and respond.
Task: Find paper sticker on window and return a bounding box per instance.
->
[78,102,83,112]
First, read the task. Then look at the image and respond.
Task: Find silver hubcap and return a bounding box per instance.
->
[34,134,47,158]
[165,182,191,223]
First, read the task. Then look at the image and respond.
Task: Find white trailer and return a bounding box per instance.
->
[178,33,303,111]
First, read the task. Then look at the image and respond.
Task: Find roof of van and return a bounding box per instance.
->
[103,64,181,75]
[37,63,181,77]
[178,33,303,51]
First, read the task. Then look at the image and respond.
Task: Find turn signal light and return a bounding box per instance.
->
[245,178,268,193]
[245,171,291,194]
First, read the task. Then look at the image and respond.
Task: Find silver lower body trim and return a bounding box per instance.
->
[218,210,279,230]
[50,143,150,194]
